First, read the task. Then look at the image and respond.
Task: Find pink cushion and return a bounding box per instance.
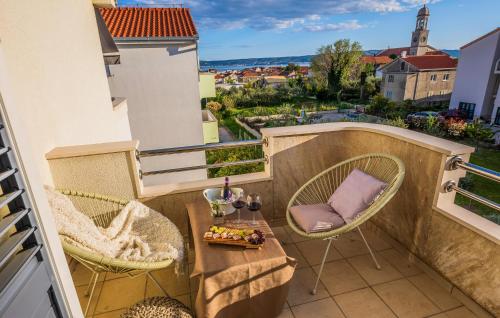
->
[289,204,345,234]
[328,169,387,223]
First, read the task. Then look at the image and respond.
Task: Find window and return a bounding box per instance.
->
[495,59,500,74]
[430,74,437,81]
[400,62,405,71]
[458,102,476,120]
[443,73,450,81]
[388,75,394,83]
[495,107,500,125]
[385,91,393,98]
[427,91,434,97]
[440,90,446,95]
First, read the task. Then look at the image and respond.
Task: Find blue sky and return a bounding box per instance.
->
[121,0,500,61]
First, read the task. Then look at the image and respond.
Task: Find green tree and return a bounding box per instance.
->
[284,63,301,73]
[311,39,363,101]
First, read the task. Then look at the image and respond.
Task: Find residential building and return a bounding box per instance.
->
[101,7,207,186]
[379,5,457,104]
[449,28,500,122]
[380,53,457,105]
[264,75,288,88]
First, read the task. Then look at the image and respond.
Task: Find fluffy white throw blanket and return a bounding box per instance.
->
[45,188,183,263]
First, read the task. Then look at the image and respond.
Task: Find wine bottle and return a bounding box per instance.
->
[222,177,232,201]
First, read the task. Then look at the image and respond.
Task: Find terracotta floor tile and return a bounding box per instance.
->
[347,254,403,285]
[148,266,190,297]
[71,263,105,287]
[291,298,345,318]
[378,249,422,277]
[94,275,147,314]
[287,267,329,306]
[372,279,440,318]
[75,282,103,317]
[271,226,294,244]
[334,287,396,318]
[408,274,461,311]
[283,243,308,269]
[335,232,371,258]
[361,229,393,251]
[93,308,127,318]
[313,259,367,295]
[277,307,294,318]
[429,307,478,318]
[284,225,312,243]
[296,239,343,266]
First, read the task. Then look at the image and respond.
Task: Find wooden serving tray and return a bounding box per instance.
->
[203,237,263,249]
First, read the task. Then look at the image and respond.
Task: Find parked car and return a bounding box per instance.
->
[438,109,467,123]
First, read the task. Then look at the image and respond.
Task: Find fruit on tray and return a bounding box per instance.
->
[205,226,265,245]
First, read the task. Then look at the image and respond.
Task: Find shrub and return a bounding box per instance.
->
[464,119,494,145]
[384,117,409,129]
[424,116,441,135]
[206,101,222,113]
[222,96,236,110]
[445,118,467,137]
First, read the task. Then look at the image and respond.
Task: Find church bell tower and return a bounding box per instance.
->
[410,4,430,56]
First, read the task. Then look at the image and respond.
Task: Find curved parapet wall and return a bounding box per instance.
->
[261,122,497,316]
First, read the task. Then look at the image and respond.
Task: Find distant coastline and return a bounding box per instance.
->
[200,50,460,71]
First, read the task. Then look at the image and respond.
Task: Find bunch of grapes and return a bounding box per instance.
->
[248,230,265,245]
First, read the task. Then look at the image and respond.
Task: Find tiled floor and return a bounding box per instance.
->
[71,224,478,318]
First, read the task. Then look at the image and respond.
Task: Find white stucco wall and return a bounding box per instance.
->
[0,1,132,316]
[450,31,500,119]
[108,43,206,186]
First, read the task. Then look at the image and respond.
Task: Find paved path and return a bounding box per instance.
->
[218,126,236,142]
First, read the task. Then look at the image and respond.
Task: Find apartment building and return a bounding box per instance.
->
[380,53,457,105]
[450,28,500,122]
[101,7,208,186]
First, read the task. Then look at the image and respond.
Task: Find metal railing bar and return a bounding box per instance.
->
[138,140,263,158]
[448,156,500,183]
[445,180,500,212]
[142,158,266,176]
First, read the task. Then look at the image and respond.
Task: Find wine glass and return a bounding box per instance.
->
[231,190,245,224]
[246,193,261,226]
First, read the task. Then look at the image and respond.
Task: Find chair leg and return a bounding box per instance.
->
[84,272,100,317]
[147,272,170,297]
[357,227,381,270]
[311,238,333,295]
[84,272,96,296]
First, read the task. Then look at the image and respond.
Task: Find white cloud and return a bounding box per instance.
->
[121,0,443,31]
[304,20,366,32]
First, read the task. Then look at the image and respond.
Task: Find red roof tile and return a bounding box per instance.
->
[361,55,393,65]
[402,55,458,70]
[376,47,410,57]
[99,7,198,38]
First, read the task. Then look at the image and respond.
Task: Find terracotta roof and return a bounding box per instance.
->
[376,47,410,57]
[99,7,198,38]
[361,55,393,65]
[402,55,458,70]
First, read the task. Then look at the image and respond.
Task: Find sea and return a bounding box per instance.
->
[200,50,460,72]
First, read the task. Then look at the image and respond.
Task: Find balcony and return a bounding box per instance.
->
[45,123,498,318]
[202,109,220,144]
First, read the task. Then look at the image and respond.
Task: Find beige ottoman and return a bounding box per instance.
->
[121,296,193,318]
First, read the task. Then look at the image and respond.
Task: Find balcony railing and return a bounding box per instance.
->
[137,139,266,177]
[444,155,500,212]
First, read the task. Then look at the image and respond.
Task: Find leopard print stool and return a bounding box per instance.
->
[121,296,193,318]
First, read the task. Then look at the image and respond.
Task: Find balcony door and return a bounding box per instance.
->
[0,107,68,317]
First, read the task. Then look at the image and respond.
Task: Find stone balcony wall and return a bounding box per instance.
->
[46,123,498,316]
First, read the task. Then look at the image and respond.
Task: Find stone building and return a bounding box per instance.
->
[379,5,458,105]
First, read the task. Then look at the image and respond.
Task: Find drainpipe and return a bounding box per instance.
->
[413,72,419,101]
